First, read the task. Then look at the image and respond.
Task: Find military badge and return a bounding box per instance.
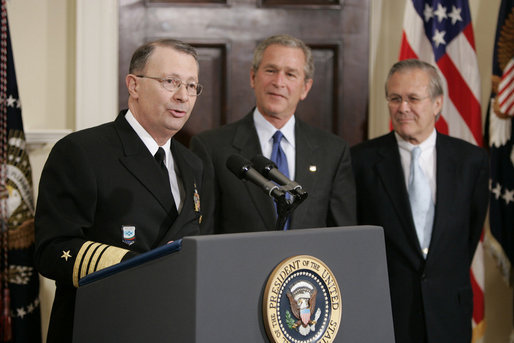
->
[193,183,202,223]
[263,255,342,343]
[61,250,72,261]
[121,225,136,246]
[193,183,201,212]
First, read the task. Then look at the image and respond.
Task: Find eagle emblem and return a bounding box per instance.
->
[263,255,342,343]
[286,280,322,336]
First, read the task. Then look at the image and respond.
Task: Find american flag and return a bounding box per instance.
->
[399,0,485,341]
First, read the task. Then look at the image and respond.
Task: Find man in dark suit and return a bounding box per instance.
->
[351,59,489,343]
[34,39,205,343]
[191,34,356,234]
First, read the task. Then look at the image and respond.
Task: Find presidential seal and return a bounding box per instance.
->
[263,255,342,343]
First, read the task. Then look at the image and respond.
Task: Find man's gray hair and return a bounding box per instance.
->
[129,38,199,74]
[385,59,443,99]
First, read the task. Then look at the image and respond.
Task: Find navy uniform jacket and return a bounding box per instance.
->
[190,111,356,234]
[34,111,204,343]
[351,131,488,343]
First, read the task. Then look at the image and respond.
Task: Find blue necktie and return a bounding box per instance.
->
[270,131,290,230]
[408,147,434,258]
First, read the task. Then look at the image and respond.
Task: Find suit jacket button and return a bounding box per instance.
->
[420,273,427,280]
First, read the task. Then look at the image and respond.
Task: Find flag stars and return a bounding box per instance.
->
[503,189,514,205]
[423,4,462,26]
[491,182,514,205]
[16,307,27,319]
[434,3,448,22]
[423,3,434,22]
[6,94,16,107]
[11,299,40,319]
[448,6,463,25]
[432,29,447,47]
[491,183,502,199]
[0,94,20,107]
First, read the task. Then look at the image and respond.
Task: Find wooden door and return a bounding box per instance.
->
[118,0,369,146]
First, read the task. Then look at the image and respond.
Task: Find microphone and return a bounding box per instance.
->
[251,155,306,196]
[226,154,285,199]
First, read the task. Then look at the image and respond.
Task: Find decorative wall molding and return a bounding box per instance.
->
[25,129,72,151]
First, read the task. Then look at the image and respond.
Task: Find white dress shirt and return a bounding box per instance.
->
[253,108,296,180]
[125,110,183,212]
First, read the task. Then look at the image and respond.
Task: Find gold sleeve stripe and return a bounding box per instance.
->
[88,244,107,275]
[73,241,131,287]
[73,241,96,287]
[96,246,129,271]
[92,245,108,272]
[81,244,107,279]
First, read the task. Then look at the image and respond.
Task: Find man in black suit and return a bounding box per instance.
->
[191,34,356,234]
[351,59,489,343]
[34,39,205,342]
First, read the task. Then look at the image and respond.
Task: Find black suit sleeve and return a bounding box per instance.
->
[468,148,489,264]
[34,137,131,287]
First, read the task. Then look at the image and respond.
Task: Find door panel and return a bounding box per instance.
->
[119,0,369,146]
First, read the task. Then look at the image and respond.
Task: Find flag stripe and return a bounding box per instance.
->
[498,83,514,105]
[399,32,419,60]
[471,270,485,322]
[446,25,481,101]
[498,58,514,116]
[437,54,483,145]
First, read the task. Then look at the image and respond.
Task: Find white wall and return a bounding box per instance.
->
[7,0,74,340]
[6,0,512,341]
[6,0,117,340]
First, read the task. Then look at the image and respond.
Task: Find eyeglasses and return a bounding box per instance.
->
[135,75,203,96]
[386,95,430,107]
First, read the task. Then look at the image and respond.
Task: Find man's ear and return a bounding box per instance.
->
[126,74,139,98]
[250,68,256,89]
[433,94,443,117]
[300,78,314,101]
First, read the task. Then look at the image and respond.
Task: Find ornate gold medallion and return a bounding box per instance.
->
[263,255,342,343]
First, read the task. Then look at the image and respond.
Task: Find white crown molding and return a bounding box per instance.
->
[25,129,72,151]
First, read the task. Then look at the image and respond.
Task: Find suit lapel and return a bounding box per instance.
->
[429,133,457,254]
[157,141,201,245]
[232,113,276,230]
[291,120,318,226]
[114,113,175,213]
[375,133,421,251]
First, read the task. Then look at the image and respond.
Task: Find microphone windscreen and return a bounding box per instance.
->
[251,155,276,176]
[226,154,251,179]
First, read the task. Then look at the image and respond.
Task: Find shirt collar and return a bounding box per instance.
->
[125,109,171,155]
[395,129,436,153]
[253,108,296,148]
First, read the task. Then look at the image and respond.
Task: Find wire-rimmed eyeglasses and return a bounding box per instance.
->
[135,75,203,96]
[386,95,430,107]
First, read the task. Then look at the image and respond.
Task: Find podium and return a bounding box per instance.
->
[73,226,394,342]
